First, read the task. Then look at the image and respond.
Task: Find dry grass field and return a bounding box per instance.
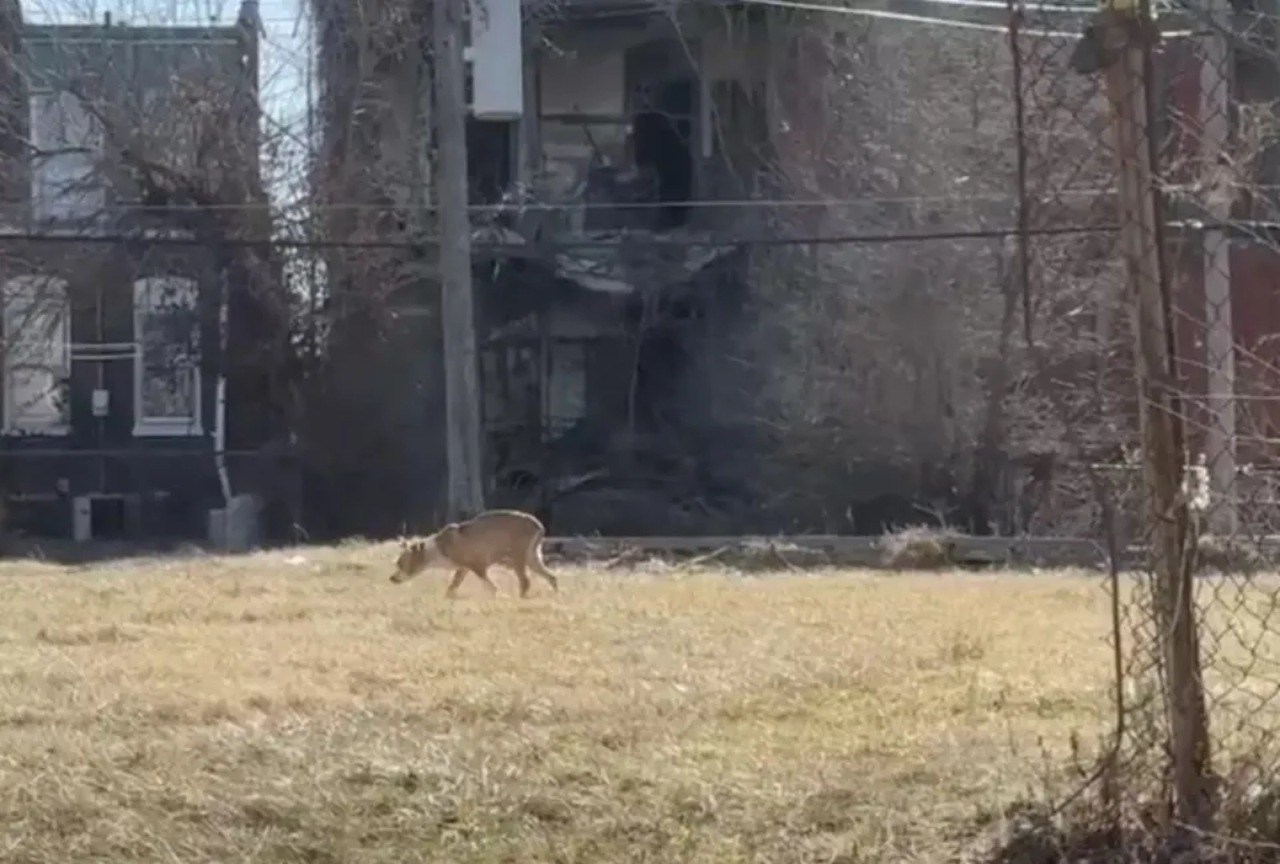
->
[0,545,1126,863]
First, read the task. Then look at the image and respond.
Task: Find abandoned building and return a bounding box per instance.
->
[466,4,775,535]
[306,0,1280,539]
[310,0,775,536]
[0,3,274,545]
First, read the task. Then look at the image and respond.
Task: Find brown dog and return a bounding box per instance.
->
[390,509,559,599]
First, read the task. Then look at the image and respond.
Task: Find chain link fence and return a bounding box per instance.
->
[1010,0,1280,855]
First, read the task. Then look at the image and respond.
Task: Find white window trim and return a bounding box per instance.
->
[2,275,71,436]
[133,276,203,437]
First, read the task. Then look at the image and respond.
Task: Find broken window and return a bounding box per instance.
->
[467,118,514,206]
[30,90,103,222]
[540,117,630,233]
[631,78,694,229]
[133,276,202,436]
[2,275,71,435]
[545,340,586,439]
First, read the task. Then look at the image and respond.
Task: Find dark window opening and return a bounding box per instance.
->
[632,79,694,229]
[617,291,703,431]
[91,496,127,540]
[467,118,514,207]
[631,327,690,429]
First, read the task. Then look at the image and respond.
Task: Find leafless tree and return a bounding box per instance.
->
[724,13,1129,534]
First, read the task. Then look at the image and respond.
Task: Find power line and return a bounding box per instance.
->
[58,182,1249,213]
[742,0,1077,34]
[488,222,1120,247]
[906,0,1179,12]
[21,13,314,26]
[61,195,1081,213]
[11,217,1274,251]
[739,0,1195,38]
[899,0,1096,12]
[0,222,1119,251]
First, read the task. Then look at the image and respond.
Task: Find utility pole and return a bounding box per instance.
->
[1199,0,1238,537]
[433,0,486,518]
[1091,4,1212,837]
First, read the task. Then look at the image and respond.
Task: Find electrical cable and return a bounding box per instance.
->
[0,221,1119,250]
[739,0,1194,38]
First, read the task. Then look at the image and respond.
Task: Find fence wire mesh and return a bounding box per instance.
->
[1012,0,1280,856]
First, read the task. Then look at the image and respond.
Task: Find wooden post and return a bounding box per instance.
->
[433,0,486,518]
[1199,0,1238,537]
[1094,7,1213,836]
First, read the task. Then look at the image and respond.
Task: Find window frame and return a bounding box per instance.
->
[2,275,72,436]
[544,339,587,440]
[29,89,105,223]
[132,276,203,437]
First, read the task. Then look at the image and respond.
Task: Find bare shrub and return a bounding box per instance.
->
[983,753,1280,863]
[722,14,1124,535]
[1196,533,1266,575]
[880,525,962,570]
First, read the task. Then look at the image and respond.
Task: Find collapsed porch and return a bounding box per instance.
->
[461,4,772,534]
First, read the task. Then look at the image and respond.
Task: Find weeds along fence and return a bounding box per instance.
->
[1012,0,1280,854]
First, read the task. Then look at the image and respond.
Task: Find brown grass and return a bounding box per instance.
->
[0,546,1123,863]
